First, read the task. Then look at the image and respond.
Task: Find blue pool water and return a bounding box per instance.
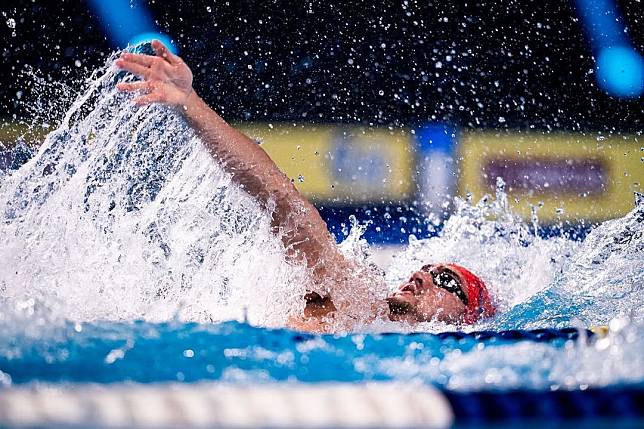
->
[1,317,642,392]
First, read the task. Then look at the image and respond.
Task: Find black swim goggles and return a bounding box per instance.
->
[420,265,469,306]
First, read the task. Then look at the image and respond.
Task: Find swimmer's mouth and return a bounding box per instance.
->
[386,282,419,315]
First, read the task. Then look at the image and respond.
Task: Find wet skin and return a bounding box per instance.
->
[386,264,467,324]
[301,263,468,327]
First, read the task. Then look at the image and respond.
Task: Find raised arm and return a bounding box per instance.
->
[115,41,385,331]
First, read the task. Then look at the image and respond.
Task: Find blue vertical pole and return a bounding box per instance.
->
[414,123,458,218]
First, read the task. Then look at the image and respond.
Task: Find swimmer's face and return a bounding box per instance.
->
[386,263,467,324]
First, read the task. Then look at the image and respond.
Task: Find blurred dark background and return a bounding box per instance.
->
[1,0,642,132]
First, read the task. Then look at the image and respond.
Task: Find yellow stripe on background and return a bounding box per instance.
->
[458,131,642,222]
[240,123,416,204]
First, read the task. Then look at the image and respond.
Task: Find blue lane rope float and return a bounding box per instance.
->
[374,327,598,343]
[444,386,644,422]
[574,0,643,98]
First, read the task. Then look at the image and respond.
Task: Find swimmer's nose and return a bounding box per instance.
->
[400,272,434,295]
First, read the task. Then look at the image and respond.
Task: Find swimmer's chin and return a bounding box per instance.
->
[386,294,419,323]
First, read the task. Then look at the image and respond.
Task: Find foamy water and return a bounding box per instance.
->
[0,50,307,327]
[0,45,642,390]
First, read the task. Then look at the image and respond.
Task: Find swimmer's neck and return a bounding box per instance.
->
[288,293,391,333]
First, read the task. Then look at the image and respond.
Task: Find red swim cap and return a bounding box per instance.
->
[444,263,496,324]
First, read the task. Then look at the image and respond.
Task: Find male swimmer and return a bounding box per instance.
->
[115,41,495,332]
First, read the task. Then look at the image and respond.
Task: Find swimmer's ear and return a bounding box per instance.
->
[151,40,180,65]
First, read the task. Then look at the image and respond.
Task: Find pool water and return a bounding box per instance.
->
[1,319,642,392]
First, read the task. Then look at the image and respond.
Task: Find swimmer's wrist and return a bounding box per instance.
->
[177,89,209,121]
[178,88,197,111]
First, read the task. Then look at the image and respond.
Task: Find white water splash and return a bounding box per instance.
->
[497,194,644,329]
[373,317,644,390]
[381,179,580,332]
[0,51,307,327]
[556,195,644,324]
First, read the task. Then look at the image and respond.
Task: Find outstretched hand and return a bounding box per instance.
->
[115,40,194,108]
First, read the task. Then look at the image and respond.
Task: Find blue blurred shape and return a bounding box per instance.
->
[575,0,643,98]
[415,123,456,154]
[575,0,623,46]
[87,0,177,53]
[596,46,643,98]
[414,123,457,218]
[129,32,177,53]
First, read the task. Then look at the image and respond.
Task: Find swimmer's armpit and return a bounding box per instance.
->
[286,292,337,333]
[304,292,337,318]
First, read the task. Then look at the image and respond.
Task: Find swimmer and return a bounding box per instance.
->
[115,41,496,332]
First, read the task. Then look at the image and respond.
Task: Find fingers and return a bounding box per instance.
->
[133,92,164,106]
[151,40,180,65]
[115,58,150,79]
[119,53,158,68]
[116,80,164,106]
[116,81,151,92]
[116,81,163,105]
